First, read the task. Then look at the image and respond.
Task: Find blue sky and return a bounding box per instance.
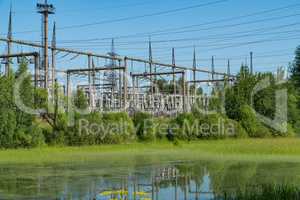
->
[0,0,299,78]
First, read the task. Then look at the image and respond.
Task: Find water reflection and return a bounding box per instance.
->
[95,166,213,200]
[0,159,299,200]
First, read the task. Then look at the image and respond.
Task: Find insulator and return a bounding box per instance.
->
[1,58,8,64]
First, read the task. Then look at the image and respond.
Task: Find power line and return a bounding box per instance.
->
[166,34,300,50]
[0,0,229,36]
[141,13,300,38]
[48,9,300,46]
[207,35,300,51]
[145,23,300,44]
[57,0,155,14]
[53,21,300,46]
[174,30,300,49]
[156,52,294,62]
[94,2,300,40]
[57,0,230,30]
[140,43,297,60]
[149,3,300,34]
[13,0,156,14]
[54,25,300,49]
[4,1,299,39]
[15,0,203,14]
[56,29,300,53]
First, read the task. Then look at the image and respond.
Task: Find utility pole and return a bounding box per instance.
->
[37,0,55,88]
[6,4,13,76]
[192,47,197,96]
[149,38,153,94]
[227,59,231,85]
[66,72,71,113]
[182,71,186,112]
[123,57,128,110]
[88,55,92,109]
[51,22,56,101]
[211,56,215,81]
[172,48,176,95]
[227,59,231,77]
[250,51,253,74]
[92,58,96,110]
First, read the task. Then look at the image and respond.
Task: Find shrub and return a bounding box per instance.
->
[28,125,46,147]
[287,123,296,137]
[173,112,247,140]
[14,129,32,148]
[173,113,199,140]
[201,114,247,139]
[225,118,248,138]
[152,117,171,140]
[132,112,155,141]
[270,123,295,137]
[239,105,271,138]
[102,112,135,143]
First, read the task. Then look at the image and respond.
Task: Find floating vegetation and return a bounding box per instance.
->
[99,190,149,200]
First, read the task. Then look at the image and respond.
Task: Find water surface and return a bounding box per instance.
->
[0,156,299,200]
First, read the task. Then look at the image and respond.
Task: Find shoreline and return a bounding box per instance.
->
[1,138,300,165]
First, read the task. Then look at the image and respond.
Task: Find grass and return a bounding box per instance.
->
[221,184,300,200]
[1,138,300,164]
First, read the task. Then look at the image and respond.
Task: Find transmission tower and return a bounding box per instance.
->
[211,56,215,81]
[192,47,197,95]
[5,4,13,76]
[106,38,119,90]
[37,0,55,88]
[227,59,231,76]
[172,48,176,95]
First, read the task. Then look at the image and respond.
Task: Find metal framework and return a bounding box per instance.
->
[0,1,239,115]
[66,66,127,112]
[0,36,236,114]
[0,52,40,87]
[131,71,187,112]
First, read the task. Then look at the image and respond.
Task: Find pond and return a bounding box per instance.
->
[0,155,299,200]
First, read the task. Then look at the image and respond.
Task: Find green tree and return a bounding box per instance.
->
[0,70,17,148]
[74,89,88,109]
[14,59,34,129]
[290,46,300,88]
[225,65,256,120]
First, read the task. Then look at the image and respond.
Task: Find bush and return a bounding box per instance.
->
[202,114,224,138]
[132,112,156,141]
[173,113,247,140]
[173,113,200,140]
[28,125,46,147]
[48,114,68,146]
[270,123,295,137]
[102,112,135,143]
[153,117,172,140]
[201,114,247,139]
[239,105,271,138]
[14,129,32,148]
[287,123,296,137]
[12,125,45,148]
[225,118,248,138]
[288,92,300,134]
